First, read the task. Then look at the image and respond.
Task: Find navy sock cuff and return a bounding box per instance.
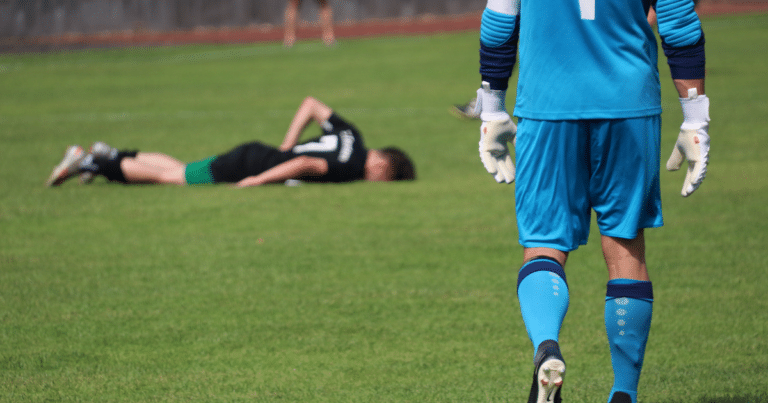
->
[606,280,653,300]
[517,257,567,291]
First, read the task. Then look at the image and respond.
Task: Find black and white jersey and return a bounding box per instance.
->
[208,113,368,183]
[289,113,368,183]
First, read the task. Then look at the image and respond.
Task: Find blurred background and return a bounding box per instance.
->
[3,0,766,52]
[1,0,487,38]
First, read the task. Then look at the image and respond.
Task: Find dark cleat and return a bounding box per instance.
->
[527,340,565,403]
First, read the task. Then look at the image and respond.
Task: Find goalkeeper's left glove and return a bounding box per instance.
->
[666,88,710,197]
[475,82,516,184]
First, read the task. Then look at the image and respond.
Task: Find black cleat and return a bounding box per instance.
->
[80,141,117,184]
[609,391,632,403]
[527,340,565,403]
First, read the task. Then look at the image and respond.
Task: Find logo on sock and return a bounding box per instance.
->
[550,273,562,296]
[614,298,629,336]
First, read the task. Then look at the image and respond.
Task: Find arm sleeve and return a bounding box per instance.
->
[479,8,520,91]
[657,0,706,79]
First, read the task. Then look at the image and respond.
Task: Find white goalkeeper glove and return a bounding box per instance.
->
[666,88,710,197]
[475,81,517,184]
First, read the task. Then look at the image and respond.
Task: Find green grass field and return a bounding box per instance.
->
[2,12,767,402]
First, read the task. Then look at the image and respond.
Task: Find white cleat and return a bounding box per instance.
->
[46,145,85,187]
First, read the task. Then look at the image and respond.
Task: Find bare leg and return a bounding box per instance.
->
[523,247,568,266]
[120,157,186,185]
[284,0,300,47]
[133,152,186,171]
[318,0,335,45]
[601,230,649,281]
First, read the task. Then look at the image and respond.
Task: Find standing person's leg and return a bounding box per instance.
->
[602,233,653,403]
[590,117,662,403]
[317,0,335,45]
[602,233,649,281]
[284,0,300,47]
[518,248,569,403]
[514,119,591,403]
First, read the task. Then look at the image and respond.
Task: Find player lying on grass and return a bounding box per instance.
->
[46,97,416,187]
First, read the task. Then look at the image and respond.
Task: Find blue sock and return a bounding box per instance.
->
[605,279,653,403]
[517,258,569,356]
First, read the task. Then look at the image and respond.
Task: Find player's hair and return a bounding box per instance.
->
[380,147,416,181]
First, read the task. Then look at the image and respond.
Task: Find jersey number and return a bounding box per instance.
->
[293,135,338,154]
[579,0,595,20]
[292,132,354,163]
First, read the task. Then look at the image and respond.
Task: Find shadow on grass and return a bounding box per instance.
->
[665,396,768,403]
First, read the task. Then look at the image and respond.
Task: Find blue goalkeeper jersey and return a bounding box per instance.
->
[515,0,662,120]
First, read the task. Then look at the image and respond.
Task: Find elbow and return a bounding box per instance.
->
[302,96,320,109]
[302,97,333,122]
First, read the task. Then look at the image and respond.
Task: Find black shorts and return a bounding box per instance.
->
[209,142,293,183]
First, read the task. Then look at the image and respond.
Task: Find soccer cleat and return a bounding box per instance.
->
[451,97,480,120]
[527,340,566,403]
[80,141,117,184]
[609,392,633,403]
[46,145,85,187]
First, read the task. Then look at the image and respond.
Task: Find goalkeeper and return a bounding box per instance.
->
[46,96,415,187]
[473,0,709,402]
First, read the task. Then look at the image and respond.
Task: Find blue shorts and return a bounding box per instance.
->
[514,116,663,252]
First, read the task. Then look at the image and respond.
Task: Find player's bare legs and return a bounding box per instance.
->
[601,230,653,403]
[120,156,186,185]
[284,0,335,47]
[523,247,568,266]
[318,0,335,46]
[283,0,300,47]
[132,153,186,171]
[601,231,649,281]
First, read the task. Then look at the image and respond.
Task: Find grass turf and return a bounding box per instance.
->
[1,13,768,402]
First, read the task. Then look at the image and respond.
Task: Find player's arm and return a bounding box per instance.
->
[657,0,710,197]
[235,155,328,187]
[279,97,334,151]
[478,0,519,94]
[475,0,520,184]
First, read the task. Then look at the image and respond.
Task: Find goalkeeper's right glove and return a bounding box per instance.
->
[475,82,517,184]
[666,88,710,197]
